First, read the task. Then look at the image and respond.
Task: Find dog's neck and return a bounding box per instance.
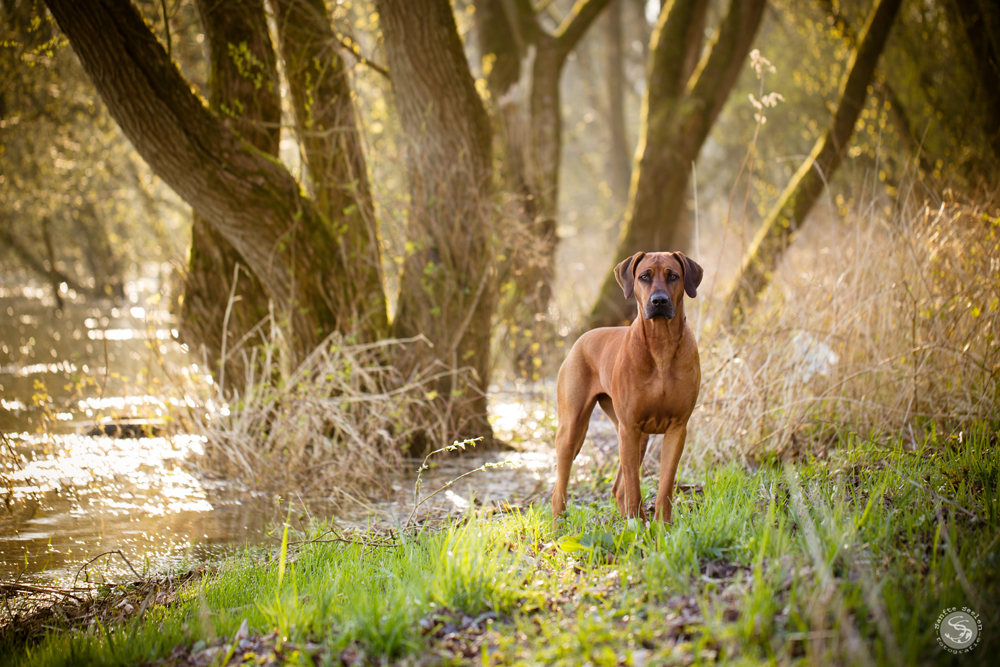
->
[633,301,686,363]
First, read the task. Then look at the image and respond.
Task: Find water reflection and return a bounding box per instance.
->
[1,275,562,586]
[1,430,555,586]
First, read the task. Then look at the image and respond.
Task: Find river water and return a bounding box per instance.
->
[1,273,613,586]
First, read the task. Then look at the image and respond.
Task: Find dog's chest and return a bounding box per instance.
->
[631,367,698,433]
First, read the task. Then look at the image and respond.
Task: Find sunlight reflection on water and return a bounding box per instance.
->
[1,278,565,586]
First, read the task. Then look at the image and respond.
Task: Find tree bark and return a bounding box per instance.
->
[181,0,280,389]
[44,0,378,366]
[377,0,496,445]
[272,0,386,335]
[605,0,632,204]
[476,0,613,317]
[589,0,765,328]
[727,0,903,322]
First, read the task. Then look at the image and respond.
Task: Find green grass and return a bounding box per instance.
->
[5,425,998,666]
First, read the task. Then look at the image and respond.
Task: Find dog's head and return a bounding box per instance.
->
[614,251,703,321]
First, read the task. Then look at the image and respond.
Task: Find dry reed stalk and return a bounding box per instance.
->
[687,192,999,462]
[167,317,476,503]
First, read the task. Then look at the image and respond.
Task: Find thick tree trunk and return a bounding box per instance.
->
[45,0,381,366]
[727,0,903,322]
[589,0,765,328]
[605,0,632,204]
[181,0,280,389]
[377,0,496,445]
[272,0,386,335]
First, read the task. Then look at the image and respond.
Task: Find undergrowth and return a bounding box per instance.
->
[165,330,476,503]
[691,196,999,463]
[4,424,997,666]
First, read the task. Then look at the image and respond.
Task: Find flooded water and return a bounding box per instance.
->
[1,273,598,586]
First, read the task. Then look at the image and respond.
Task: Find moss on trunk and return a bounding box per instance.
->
[378,0,497,447]
[180,0,279,391]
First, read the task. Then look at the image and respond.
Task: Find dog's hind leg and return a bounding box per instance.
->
[552,395,597,518]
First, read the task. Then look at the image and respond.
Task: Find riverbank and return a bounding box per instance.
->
[3,424,996,666]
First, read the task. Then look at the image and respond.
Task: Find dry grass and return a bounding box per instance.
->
[167,320,476,503]
[689,192,999,462]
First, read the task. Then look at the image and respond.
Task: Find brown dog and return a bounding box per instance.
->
[552,251,703,523]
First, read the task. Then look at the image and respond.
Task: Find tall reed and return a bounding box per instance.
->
[170,322,474,502]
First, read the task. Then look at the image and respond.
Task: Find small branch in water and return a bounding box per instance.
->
[74,549,142,587]
[0,583,89,602]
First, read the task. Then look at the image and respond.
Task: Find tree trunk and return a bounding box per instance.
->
[953,0,1000,160]
[272,0,386,335]
[605,0,632,204]
[45,0,383,367]
[727,0,903,322]
[377,0,496,445]
[817,0,933,175]
[181,0,280,390]
[40,218,65,310]
[589,0,765,328]
[475,0,612,319]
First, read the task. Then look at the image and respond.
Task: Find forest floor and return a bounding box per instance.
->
[3,424,998,667]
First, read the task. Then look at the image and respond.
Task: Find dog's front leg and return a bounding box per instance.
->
[615,426,646,519]
[654,423,687,523]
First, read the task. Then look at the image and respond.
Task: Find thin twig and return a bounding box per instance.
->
[0,583,89,602]
[406,437,482,525]
[335,35,389,79]
[74,550,142,587]
[160,0,171,58]
[218,262,242,398]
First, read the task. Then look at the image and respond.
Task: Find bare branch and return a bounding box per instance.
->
[554,0,614,56]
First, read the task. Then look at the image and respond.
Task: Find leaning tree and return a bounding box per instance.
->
[727,0,903,321]
[44,0,499,442]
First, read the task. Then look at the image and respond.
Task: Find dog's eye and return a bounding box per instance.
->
[667,274,678,281]
[639,274,651,282]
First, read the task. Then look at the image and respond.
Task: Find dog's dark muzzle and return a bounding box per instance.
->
[645,293,675,320]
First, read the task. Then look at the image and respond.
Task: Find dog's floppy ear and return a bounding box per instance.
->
[614,252,645,299]
[674,252,704,299]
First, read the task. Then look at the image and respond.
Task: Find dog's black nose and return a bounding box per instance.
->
[650,293,670,308]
